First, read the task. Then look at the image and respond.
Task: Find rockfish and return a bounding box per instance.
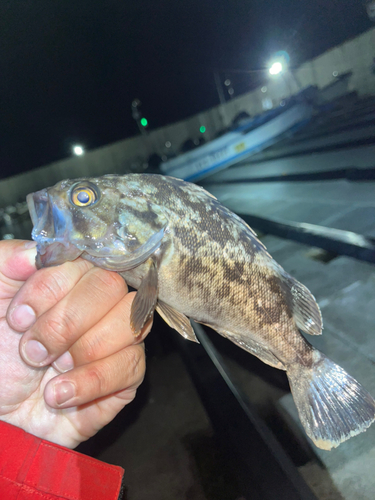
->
[27,174,375,450]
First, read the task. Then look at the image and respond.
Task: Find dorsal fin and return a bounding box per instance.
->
[279,270,323,335]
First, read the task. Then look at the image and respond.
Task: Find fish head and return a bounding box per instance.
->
[27,175,168,271]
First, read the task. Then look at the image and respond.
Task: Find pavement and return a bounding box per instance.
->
[203,131,375,500]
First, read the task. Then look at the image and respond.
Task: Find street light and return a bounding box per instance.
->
[72,145,84,156]
[267,50,300,99]
[269,61,283,75]
[268,51,290,76]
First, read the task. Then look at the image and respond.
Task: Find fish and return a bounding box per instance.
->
[27,173,375,450]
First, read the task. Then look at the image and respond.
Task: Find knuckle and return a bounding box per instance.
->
[87,365,109,394]
[116,387,137,404]
[43,312,78,346]
[92,269,126,295]
[32,269,70,302]
[124,345,145,383]
[78,332,102,362]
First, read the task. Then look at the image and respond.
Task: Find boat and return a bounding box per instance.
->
[160,97,313,182]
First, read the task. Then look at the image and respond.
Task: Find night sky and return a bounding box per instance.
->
[1,1,372,178]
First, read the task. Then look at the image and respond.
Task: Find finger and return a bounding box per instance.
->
[44,343,146,408]
[7,258,93,331]
[56,292,152,371]
[19,267,128,367]
[0,240,37,283]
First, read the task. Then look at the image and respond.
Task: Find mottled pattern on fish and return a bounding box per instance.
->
[27,173,375,450]
[110,175,316,370]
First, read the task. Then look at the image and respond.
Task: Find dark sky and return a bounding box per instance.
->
[0,0,372,177]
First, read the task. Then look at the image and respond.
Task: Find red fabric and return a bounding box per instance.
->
[0,421,124,499]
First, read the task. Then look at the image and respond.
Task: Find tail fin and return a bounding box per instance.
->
[287,352,375,450]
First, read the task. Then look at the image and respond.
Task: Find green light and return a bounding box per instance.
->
[140,117,148,127]
[200,125,206,133]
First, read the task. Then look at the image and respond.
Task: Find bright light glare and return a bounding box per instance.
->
[73,145,84,156]
[269,61,283,75]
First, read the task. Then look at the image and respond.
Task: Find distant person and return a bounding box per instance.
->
[0,239,149,499]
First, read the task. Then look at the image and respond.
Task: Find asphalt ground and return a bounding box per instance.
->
[203,139,375,500]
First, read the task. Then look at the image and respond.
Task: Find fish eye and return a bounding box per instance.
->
[70,183,99,207]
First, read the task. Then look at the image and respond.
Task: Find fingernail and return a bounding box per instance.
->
[53,351,74,373]
[53,381,75,405]
[24,241,37,249]
[23,245,37,267]
[11,304,36,330]
[23,340,48,364]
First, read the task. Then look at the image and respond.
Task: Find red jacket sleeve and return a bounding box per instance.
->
[0,421,124,500]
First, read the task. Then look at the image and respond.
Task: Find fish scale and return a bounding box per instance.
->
[27,173,375,450]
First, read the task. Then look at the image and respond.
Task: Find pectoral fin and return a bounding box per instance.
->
[156,300,198,343]
[130,260,158,336]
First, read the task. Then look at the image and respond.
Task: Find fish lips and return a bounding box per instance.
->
[27,191,83,269]
[27,191,47,228]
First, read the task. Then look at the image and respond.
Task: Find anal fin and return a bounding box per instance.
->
[130,260,158,336]
[156,300,198,343]
[218,329,285,370]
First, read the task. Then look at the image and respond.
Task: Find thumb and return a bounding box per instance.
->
[0,240,37,282]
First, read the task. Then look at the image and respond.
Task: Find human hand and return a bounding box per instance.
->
[0,240,148,449]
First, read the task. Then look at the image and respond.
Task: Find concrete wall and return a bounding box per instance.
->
[0,134,150,206]
[1,27,374,208]
[296,27,375,96]
[218,27,375,124]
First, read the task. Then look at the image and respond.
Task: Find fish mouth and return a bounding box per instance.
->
[27,193,40,227]
[34,241,82,269]
[27,190,83,269]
